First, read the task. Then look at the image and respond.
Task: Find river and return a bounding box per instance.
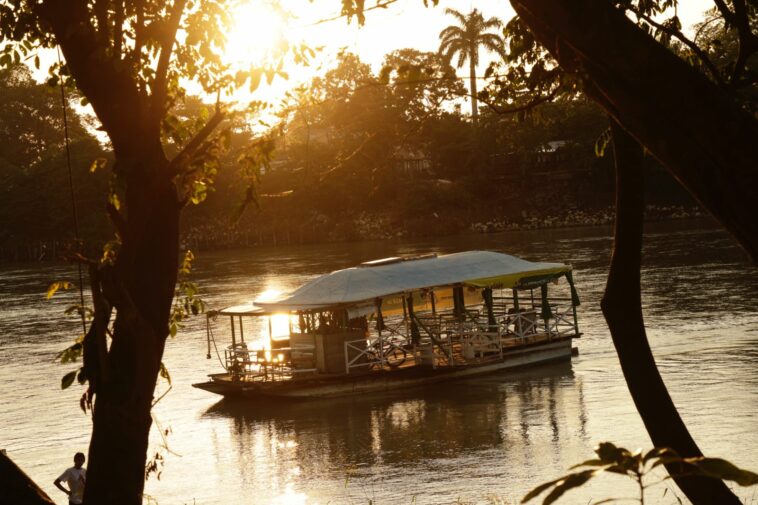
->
[2,221,757,505]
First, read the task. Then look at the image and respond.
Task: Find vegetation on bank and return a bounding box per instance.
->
[0,48,702,261]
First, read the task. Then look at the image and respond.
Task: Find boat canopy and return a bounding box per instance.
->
[255,250,571,312]
[217,303,266,316]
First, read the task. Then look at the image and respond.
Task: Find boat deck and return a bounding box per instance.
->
[197,331,575,398]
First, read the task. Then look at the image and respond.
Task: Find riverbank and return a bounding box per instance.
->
[0,204,707,262]
[181,204,707,252]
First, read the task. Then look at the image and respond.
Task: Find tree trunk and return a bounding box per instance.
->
[511,0,758,262]
[469,56,479,124]
[83,149,179,505]
[601,120,740,504]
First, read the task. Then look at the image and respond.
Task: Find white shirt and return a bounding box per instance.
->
[57,466,86,504]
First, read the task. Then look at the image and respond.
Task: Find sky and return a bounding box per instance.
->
[32,0,717,125]
[220,0,716,112]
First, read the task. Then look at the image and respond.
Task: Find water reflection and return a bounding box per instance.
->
[203,362,588,498]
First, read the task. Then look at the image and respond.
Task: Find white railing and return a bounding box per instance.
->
[461,329,503,360]
[503,310,539,342]
[344,338,381,373]
[343,335,410,374]
[343,299,576,373]
[547,305,577,337]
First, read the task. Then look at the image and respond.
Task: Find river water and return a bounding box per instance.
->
[2,222,757,505]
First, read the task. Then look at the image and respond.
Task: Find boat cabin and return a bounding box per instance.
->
[196,251,581,397]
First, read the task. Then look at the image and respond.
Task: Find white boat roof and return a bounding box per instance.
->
[255,250,570,311]
[218,303,266,316]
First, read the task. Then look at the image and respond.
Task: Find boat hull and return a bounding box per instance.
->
[193,338,574,400]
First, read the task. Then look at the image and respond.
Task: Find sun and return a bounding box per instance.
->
[224,1,288,67]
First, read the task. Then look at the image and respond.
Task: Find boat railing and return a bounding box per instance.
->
[459,327,503,360]
[344,334,410,374]
[546,304,578,337]
[224,344,318,382]
[502,309,539,341]
[345,296,576,373]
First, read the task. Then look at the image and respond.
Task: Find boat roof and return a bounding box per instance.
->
[255,250,570,312]
[218,303,266,316]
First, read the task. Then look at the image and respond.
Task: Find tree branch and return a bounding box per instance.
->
[311,0,400,26]
[107,201,127,238]
[81,263,113,410]
[151,0,187,121]
[113,0,124,60]
[479,86,559,115]
[511,0,758,261]
[166,108,225,178]
[632,8,725,88]
[93,0,109,42]
[37,0,144,154]
[712,0,737,26]
[729,0,758,84]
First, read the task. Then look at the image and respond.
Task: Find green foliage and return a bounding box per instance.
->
[57,340,83,364]
[594,128,613,158]
[438,8,505,120]
[0,65,110,258]
[46,280,73,299]
[439,8,505,69]
[158,362,172,386]
[523,442,758,504]
[61,369,77,390]
[169,250,206,338]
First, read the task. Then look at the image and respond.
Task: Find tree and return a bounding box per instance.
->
[0,64,109,260]
[338,0,756,500]
[0,1,274,503]
[438,8,505,123]
[496,0,758,503]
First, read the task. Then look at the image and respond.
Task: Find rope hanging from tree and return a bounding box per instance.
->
[57,47,87,335]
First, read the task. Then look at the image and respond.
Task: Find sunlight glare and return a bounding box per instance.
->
[270,313,292,338]
[256,287,283,302]
[225,1,288,67]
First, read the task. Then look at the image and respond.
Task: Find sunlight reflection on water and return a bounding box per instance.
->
[1,221,757,505]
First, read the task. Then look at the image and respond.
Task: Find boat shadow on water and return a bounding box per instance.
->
[201,361,588,465]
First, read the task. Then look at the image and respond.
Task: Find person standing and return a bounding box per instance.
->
[54,452,86,505]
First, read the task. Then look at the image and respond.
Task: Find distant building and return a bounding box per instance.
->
[393,146,433,179]
[535,140,570,166]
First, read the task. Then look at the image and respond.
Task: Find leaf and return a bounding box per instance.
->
[643,447,680,463]
[108,192,121,211]
[595,442,627,464]
[89,158,107,173]
[56,342,83,364]
[159,362,172,385]
[569,459,605,469]
[687,458,758,486]
[169,322,178,338]
[594,128,612,158]
[61,369,77,390]
[47,281,74,299]
[542,470,598,505]
[522,476,565,503]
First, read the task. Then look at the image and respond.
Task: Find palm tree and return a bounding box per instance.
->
[438,8,505,123]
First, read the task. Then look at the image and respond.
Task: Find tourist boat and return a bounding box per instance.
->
[192,250,581,399]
